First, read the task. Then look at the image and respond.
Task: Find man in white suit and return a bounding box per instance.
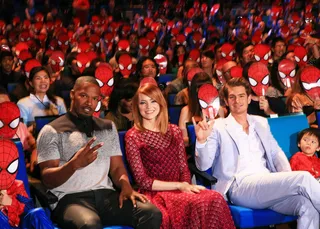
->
[194,77,320,229]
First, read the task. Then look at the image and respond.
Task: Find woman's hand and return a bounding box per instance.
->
[192,112,214,144]
[178,182,206,194]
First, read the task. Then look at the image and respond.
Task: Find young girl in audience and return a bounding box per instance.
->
[290,128,320,180]
[17,66,67,130]
[125,83,235,229]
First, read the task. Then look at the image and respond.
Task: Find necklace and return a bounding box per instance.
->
[34,94,50,110]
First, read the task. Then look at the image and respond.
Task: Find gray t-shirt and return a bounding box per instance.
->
[37,114,122,209]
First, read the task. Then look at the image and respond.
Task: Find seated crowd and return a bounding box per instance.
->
[0,0,320,228]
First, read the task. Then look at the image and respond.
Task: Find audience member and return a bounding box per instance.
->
[17,66,66,129]
[105,78,138,130]
[126,83,235,229]
[195,77,320,229]
[37,76,162,229]
[290,128,320,180]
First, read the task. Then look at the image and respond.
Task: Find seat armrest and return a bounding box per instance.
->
[28,176,58,206]
[188,162,217,185]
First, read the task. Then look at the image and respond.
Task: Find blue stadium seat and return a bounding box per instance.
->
[118,130,133,184]
[7,83,18,93]
[315,110,320,129]
[13,139,31,197]
[168,105,183,125]
[167,93,176,106]
[267,113,309,160]
[187,113,308,228]
[34,115,60,137]
[158,74,175,85]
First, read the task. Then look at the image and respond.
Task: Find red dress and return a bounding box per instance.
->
[125,124,235,229]
[290,152,320,178]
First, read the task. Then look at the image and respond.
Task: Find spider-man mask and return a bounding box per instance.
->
[294,46,308,67]
[117,40,130,52]
[89,34,100,49]
[192,32,203,49]
[201,3,208,14]
[78,41,91,53]
[104,32,114,52]
[146,32,156,49]
[144,17,153,28]
[189,49,201,63]
[95,64,114,97]
[25,59,41,78]
[154,54,167,75]
[300,66,320,100]
[216,59,228,84]
[221,43,235,61]
[139,37,150,56]
[278,59,296,88]
[210,4,220,16]
[0,102,20,138]
[271,6,282,22]
[18,50,32,65]
[0,139,19,190]
[57,33,69,53]
[230,66,243,78]
[20,30,31,42]
[14,42,29,57]
[121,25,131,38]
[187,67,203,86]
[198,84,220,119]
[248,62,269,96]
[76,53,90,74]
[50,51,65,73]
[35,12,44,22]
[176,34,187,46]
[254,44,271,65]
[151,22,161,34]
[118,53,133,78]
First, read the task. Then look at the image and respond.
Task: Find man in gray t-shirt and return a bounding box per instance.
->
[37,76,162,229]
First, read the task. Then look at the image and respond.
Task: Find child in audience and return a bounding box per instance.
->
[290,128,320,180]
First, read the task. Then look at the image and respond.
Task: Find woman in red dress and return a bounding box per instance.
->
[125,83,235,229]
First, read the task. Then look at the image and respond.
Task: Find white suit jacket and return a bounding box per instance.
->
[195,114,291,198]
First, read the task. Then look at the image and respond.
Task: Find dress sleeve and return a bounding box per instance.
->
[125,130,155,190]
[173,125,191,183]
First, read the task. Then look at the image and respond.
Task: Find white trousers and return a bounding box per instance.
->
[229,171,320,229]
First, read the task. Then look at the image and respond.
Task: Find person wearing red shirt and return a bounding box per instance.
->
[290,128,320,180]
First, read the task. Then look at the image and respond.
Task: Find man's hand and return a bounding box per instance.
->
[177,182,206,194]
[0,190,12,206]
[192,112,215,144]
[119,184,149,208]
[71,137,103,170]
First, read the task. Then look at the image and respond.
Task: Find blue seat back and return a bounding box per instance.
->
[167,93,176,106]
[158,74,175,85]
[267,113,309,160]
[7,83,18,93]
[12,139,31,197]
[118,130,133,183]
[168,105,183,125]
[315,110,320,127]
[35,115,60,137]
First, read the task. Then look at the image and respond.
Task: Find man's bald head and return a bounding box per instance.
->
[73,76,100,91]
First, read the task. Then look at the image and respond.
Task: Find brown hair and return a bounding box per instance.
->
[222,77,251,99]
[132,83,168,134]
